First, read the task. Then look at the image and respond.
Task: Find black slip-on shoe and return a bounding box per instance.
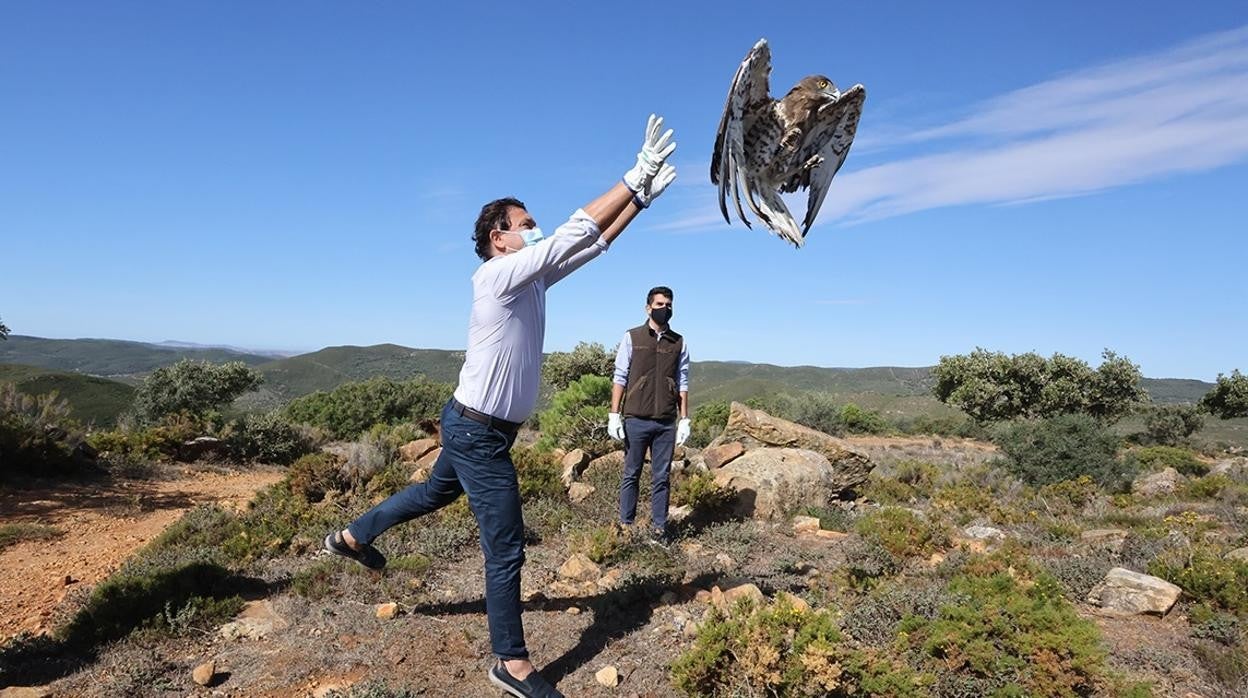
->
[488,662,564,698]
[323,531,387,570]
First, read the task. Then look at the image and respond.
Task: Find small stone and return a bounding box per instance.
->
[668,504,693,523]
[597,569,623,591]
[559,554,601,582]
[595,665,620,687]
[0,688,54,698]
[375,602,399,619]
[660,591,678,606]
[694,589,712,603]
[963,525,1006,541]
[702,441,745,469]
[1224,547,1248,562]
[813,530,848,541]
[715,583,765,611]
[567,482,596,503]
[776,591,810,613]
[683,620,700,638]
[192,661,216,687]
[792,515,821,534]
[398,438,438,463]
[566,606,582,615]
[1081,529,1129,552]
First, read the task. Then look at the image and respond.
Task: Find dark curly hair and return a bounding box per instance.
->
[647,286,674,304]
[473,197,526,261]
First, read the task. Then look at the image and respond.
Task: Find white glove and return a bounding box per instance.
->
[675,418,691,446]
[608,412,625,440]
[622,114,676,194]
[633,163,677,208]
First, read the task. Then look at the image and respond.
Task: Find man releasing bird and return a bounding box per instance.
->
[711,39,866,246]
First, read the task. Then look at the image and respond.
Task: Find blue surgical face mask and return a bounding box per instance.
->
[518,227,544,247]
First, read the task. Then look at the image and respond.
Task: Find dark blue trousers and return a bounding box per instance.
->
[619,416,676,533]
[348,399,527,660]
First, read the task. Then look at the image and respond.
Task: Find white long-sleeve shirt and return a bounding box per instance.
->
[613,329,691,392]
[452,209,607,423]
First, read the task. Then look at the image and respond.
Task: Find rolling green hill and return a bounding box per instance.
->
[235,344,468,410]
[2,336,1222,419]
[0,335,271,380]
[0,363,135,426]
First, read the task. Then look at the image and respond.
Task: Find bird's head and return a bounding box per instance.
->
[798,75,840,101]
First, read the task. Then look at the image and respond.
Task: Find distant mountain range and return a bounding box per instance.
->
[0,335,1222,426]
[154,340,298,359]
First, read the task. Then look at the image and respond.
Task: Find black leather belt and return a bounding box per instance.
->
[450,398,522,435]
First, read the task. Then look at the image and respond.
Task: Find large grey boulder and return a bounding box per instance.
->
[714,402,873,493]
[714,448,842,520]
[1087,567,1181,616]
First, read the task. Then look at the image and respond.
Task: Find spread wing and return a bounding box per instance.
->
[781,84,866,236]
[711,39,772,228]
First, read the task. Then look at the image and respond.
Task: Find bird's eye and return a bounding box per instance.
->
[819,80,828,88]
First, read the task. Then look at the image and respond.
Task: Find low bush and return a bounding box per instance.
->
[1,383,88,477]
[1148,545,1248,614]
[855,507,949,559]
[994,414,1131,489]
[899,561,1107,697]
[670,594,924,696]
[1124,445,1208,477]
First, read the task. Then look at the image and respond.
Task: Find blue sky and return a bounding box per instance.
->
[3,1,1246,380]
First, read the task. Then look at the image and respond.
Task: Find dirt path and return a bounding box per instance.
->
[0,466,284,642]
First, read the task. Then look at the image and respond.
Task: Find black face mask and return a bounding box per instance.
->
[650,307,672,325]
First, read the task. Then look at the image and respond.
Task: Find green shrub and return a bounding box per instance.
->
[672,470,735,514]
[570,524,625,564]
[1200,369,1248,420]
[224,411,314,464]
[1184,474,1235,499]
[58,562,245,646]
[1138,405,1204,446]
[838,403,889,434]
[0,523,63,551]
[292,559,338,600]
[671,594,924,697]
[511,445,563,501]
[131,359,262,425]
[1125,445,1208,477]
[284,377,452,439]
[541,341,614,392]
[536,374,612,455]
[932,348,1147,424]
[0,383,87,477]
[994,414,1130,488]
[689,400,729,448]
[288,453,347,503]
[855,508,948,559]
[899,566,1106,696]
[1149,546,1248,614]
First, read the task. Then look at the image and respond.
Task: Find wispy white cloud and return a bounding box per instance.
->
[659,25,1248,231]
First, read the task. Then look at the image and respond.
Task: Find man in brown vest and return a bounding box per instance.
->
[607,286,691,543]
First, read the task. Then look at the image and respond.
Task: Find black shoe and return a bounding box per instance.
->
[647,528,672,547]
[488,662,564,698]
[323,531,387,570]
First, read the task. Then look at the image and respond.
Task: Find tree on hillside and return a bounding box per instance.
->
[1200,369,1248,419]
[0,316,9,340]
[542,341,615,392]
[132,359,263,425]
[932,348,1147,424]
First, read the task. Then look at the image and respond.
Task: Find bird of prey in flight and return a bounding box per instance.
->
[711,38,866,246]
